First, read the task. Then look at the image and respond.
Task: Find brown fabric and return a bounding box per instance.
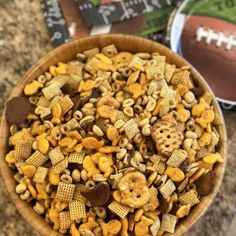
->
[59,0,90,38]
[59,0,146,38]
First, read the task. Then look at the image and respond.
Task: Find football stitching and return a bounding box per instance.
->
[196,27,236,50]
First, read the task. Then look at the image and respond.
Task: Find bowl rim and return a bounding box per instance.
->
[0,34,227,236]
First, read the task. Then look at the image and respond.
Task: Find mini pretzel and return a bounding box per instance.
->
[151,120,183,157]
[117,171,150,208]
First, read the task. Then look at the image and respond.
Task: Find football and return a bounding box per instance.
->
[181,15,236,101]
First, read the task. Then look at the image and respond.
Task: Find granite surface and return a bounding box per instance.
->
[0,1,236,236]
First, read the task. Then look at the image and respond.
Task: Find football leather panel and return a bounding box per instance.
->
[181,15,236,101]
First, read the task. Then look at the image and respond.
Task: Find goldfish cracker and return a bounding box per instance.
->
[121,217,129,236]
[79,217,98,231]
[134,216,153,236]
[192,98,209,117]
[82,137,104,150]
[196,109,215,128]
[70,223,81,236]
[24,80,44,96]
[36,133,49,154]
[101,219,122,236]
[176,104,191,123]
[51,103,62,124]
[83,155,101,177]
[36,182,48,200]
[98,155,114,178]
[203,153,224,165]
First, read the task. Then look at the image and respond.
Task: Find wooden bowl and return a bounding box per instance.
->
[0,35,227,236]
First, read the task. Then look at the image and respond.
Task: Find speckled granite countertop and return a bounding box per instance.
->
[0,1,236,236]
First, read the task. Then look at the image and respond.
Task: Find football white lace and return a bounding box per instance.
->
[196,27,236,50]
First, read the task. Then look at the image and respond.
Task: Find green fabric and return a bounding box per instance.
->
[139,7,172,36]
[181,0,236,24]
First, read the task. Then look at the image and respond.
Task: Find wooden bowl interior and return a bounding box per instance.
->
[0,35,227,236]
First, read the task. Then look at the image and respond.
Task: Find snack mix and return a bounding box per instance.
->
[5,44,224,235]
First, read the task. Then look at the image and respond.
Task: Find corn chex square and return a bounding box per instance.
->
[69,200,86,220]
[33,167,48,183]
[49,146,64,166]
[159,179,176,199]
[36,96,50,107]
[116,111,129,122]
[26,151,48,167]
[60,95,74,115]
[42,84,61,100]
[66,118,79,131]
[161,214,178,233]
[68,152,85,164]
[14,173,23,183]
[15,139,32,160]
[150,80,167,96]
[123,119,140,140]
[171,70,193,89]
[179,190,200,206]
[59,211,72,230]
[48,75,69,88]
[129,56,144,71]
[84,57,100,74]
[167,149,187,167]
[177,177,189,192]
[73,184,87,202]
[150,155,161,164]
[67,75,82,89]
[164,64,175,82]
[160,84,176,102]
[15,161,26,174]
[108,201,131,219]
[153,161,166,175]
[67,62,83,76]
[146,66,163,80]
[97,70,111,80]
[56,182,75,202]
[187,149,196,163]
[53,158,68,174]
[159,98,170,117]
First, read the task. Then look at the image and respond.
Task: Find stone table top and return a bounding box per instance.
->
[0,1,236,236]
